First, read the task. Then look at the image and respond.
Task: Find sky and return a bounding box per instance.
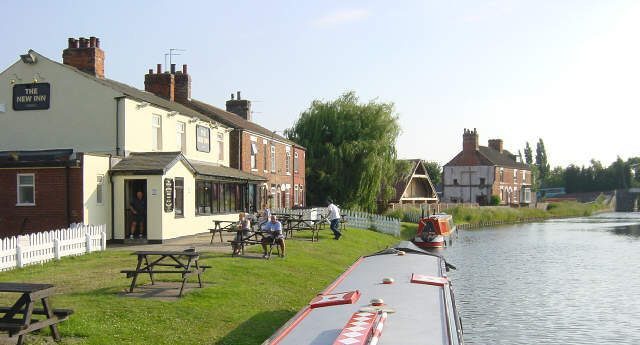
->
[1,0,638,168]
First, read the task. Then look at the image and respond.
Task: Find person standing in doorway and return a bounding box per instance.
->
[129,191,146,239]
[327,198,342,240]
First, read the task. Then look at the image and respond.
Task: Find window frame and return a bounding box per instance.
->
[16,173,35,206]
[217,133,224,161]
[270,145,276,173]
[174,177,184,217]
[285,147,291,175]
[294,151,299,173]
[176,121,186,154]
[152,114,162,151]
[96,174,104,205]
[250,142,258,170]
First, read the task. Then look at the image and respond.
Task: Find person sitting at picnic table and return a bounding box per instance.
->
[232,212,252,255]
[261,215,285,258]
[259,207,271,228]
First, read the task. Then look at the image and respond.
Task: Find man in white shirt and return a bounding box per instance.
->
[261,215,285,258]
[327,198,342,240]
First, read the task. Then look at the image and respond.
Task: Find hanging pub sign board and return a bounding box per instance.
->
[164,178,174,212]
[13,83,50,111]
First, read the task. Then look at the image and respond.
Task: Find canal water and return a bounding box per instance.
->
[441,212,640,344]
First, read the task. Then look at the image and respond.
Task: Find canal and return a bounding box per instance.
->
[441,212,640,344]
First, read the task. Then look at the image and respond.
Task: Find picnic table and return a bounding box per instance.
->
[0,283,73,345]
[229,230,283,257]
[121,249,210,297]
[283,217,326,242]
[209,220,238,244]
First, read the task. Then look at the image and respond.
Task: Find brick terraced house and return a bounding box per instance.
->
[443,128,532,206]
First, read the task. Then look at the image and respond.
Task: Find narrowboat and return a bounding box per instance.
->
[262,241,464,345]
[412,213,457,248]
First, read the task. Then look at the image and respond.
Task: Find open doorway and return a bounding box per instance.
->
[125,179,147,239]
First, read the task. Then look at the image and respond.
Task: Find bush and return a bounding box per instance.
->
[490,195,501,205]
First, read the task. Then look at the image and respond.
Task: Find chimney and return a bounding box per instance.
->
[174,64,191,103]
[488,139,504,153]
[62,36,105,78]
[226,91,252,121]
[462,128,479,152]
[144,64,174,101]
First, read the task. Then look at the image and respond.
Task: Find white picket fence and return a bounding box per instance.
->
[0,224,107,271]
[272,208,401,237]
[341,210,400,237]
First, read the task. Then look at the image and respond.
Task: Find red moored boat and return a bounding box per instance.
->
[412,213,456,248]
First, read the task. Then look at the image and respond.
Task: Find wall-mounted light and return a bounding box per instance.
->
[136,101,150,109]
[189,116,198,123]
[20,51,37,64]
[167,111,178,117]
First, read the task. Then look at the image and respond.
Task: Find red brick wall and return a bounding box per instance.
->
[237,131,306,208]
[0,168,83,237]
[491,167,532,204]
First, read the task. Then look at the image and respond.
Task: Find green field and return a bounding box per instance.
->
[0,229,398,345]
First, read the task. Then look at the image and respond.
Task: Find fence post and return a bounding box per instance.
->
[53,238,61,260]
[85,233,92,253]
[100,230,107,251]
[16,244,23,268]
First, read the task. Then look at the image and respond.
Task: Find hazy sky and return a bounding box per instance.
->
[1,0,638,167]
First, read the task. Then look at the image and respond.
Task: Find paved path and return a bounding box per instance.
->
[108,231,236,253]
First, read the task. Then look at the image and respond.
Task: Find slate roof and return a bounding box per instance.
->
[34,51,223,125]
[445,146,530,170]
[110,152,190,174]
[111,152,266,181]
[185,99,297,146]
[0,149,77,168]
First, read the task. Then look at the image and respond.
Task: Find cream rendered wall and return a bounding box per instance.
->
[443,166,495,203]
[82,154,112,238]
[121,99,230,166]
[0,54,120,153]
[160,162,238,240]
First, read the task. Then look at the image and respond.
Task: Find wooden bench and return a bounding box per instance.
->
[0,283,72,345]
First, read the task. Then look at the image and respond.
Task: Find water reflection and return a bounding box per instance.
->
[610,223,640,238]
[442,212,640,345]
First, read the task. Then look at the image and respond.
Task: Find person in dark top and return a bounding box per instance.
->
[129,191,146,239]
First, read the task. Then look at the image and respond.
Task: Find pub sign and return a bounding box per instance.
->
[164,178,174,212]
[13,83,50,111]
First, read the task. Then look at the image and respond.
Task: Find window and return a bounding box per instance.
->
[17,173,35,205]
[270,145,276,172]
[285,147,291,174]
[514,169,518,183]
[263,143,268,171]
[285,187,290,208]
[176,122,186,154]
[499,168,504,182]
[217,133,224,161]
[294,152,299,173]
[250,142,258,170]
[96,175,104,205]
[479,177,486,186]
[294,185,299,205]
[195,180,247,214]
[152,115,162,150]
[174,178,184,217]
[523,171,527,183]
[196,125,210,152]
[453,179,458,186]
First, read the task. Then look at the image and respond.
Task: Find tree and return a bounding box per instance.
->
[423,161,442,185]
[524,142,533,164]
[285,92,401,212]
[535,139,550,185]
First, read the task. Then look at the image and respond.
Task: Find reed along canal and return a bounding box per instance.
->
[440,212,640,344]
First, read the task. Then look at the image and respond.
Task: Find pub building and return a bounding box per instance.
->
[0,37,276,242]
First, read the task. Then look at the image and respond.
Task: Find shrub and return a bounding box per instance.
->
[490,195,501,205]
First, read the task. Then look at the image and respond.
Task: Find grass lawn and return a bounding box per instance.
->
[0,228,398,345]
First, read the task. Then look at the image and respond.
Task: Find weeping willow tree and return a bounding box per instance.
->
[285,91,401,212]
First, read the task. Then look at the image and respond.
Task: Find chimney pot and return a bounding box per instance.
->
[67,38,74,48]
[182,64,187,74]
[156,64,162,74]
[89,36,97,48]
[95,38,100,48]
[237,91,241,100]
[170,64,176,74]
[148,69,153,74]
[231,93,234,100]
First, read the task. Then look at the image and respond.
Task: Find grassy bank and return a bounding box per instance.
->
[0,229,397,345]
[390,200,611,228]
